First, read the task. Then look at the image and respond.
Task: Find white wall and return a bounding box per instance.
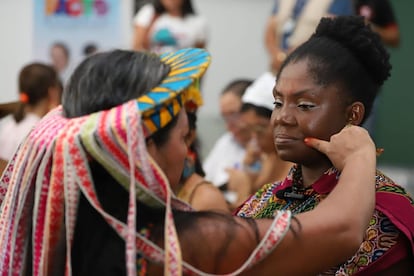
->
[0,0,33,103]
[193,0,274,155]
[194,0,273,117]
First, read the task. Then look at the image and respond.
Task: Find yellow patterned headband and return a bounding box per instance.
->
[137,48,210,137]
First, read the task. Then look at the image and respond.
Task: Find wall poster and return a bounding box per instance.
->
[34,0,123,83]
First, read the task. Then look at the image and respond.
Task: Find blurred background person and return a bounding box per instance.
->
[354,0,400,138]
[132,0,208,54]
[49,41,71,84]
[225,72,293,209]
[177,110,230,212]
[0,62,62,174]
[264,0,354,73]
[355,0,400,47]
[203,79,253,188]
[82,42,99,57]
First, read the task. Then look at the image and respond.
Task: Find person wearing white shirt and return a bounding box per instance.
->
[203,79,252,187]
[132,0,208,54]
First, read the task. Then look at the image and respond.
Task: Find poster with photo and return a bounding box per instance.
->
[33,0,123,84]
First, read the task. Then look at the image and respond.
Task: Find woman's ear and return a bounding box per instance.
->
[346,102,365,125]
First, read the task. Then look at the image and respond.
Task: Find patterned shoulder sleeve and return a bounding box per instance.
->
[235,181,282,218]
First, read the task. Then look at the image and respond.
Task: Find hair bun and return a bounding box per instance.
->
[312,16,391,86]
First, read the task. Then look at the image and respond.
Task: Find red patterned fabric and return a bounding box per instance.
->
[236,165,414,274]
[0,104,293,276]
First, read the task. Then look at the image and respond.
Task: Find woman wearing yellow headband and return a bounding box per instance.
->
[0,48,376,275]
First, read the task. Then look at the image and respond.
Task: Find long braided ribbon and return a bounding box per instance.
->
[0,101,292,275]
[0,47,292,275]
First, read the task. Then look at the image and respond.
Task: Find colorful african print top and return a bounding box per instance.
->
[236,165,414,275]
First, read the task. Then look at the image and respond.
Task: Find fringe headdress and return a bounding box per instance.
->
[0,48,291,276]
[0,48,209,275]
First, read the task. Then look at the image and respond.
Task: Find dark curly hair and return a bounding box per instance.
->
[154,0,196,16]
[277,16,391,122]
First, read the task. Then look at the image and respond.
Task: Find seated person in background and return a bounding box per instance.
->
[355,0,400,48]
[236,16,414,275]
[50,41,72,84]
[0,101,20,174]
[265,0,354,73]
[226,72,292,209]
[203,79,253,188]
[0,47,381,275]
[177,110,230,212]
[132,0,208,54]
[354,0,400,138]
[83,42,99,57]
[0,63,61,174]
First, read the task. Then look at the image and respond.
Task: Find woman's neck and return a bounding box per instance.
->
[24,100,49,118]
[167,9,182,17]
[300,160,333,188]
[267,153,293,181]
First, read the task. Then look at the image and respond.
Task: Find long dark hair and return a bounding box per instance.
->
[154,0,196,16]
[186,111,205,176]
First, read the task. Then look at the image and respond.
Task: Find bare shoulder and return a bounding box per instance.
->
[191,181,230,213]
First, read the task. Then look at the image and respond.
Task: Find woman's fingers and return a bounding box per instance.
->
[304,126,376,171]
[304,137,329,153]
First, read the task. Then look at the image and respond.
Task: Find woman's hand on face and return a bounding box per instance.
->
[304,125,376,171]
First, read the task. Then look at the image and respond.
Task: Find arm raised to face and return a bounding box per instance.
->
[146,126,376,275]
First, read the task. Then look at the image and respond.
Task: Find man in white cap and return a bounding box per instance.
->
[203,79,252,188]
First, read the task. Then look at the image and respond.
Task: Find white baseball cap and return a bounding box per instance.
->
[242,71,276,111]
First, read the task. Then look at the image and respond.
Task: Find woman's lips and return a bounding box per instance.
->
[274,134,299,144]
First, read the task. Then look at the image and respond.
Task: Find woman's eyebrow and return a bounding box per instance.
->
[273,88,314,97]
